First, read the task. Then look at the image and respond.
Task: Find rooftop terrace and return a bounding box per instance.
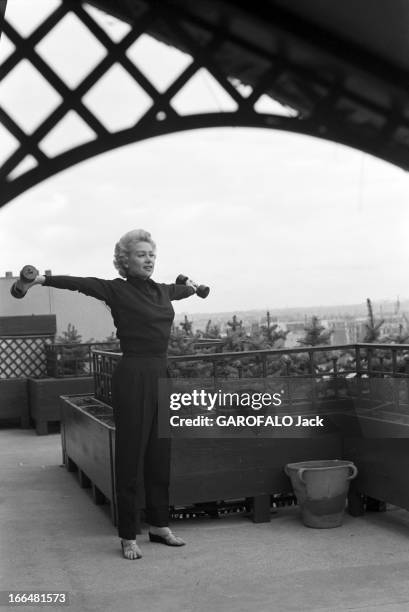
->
[2,427,409,612]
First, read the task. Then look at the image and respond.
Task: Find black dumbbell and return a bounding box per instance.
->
[10,265,39,299]
[176,274,210,298]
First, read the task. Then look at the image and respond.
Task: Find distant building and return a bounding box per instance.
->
[329,321,347,345]
[329,320,362,344]
[284,321,305,347]
[0,271,115,341]
[381,315,409,339]
[250,322,260,335]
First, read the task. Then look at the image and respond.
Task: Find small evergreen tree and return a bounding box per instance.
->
[56,323,82,344]
[55,323,85,375]
[227,314,242,332]
[260,310,289,348]
[204,319,221,339]
[167,326,201,377]
[217,315,249,376]
[297,316,332,347]
[363,298,384,343]
[179,315,193,336]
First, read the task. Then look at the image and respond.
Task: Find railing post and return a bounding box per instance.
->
[405,355,409,408]
[309,350,316,408]
[93,351,97,398]
[45,344,58,378]
[332,357,338,399]
[74,346,79,377]
[107,354,111,403]
[308,350,315,376]
[391,348,398,409]
[367,347,373,375]
[367,347,374,401]
[391,348,397,374]
[355,346,362,378]
[354,345,362,402]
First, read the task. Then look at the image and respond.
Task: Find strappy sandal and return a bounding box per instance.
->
[121,539,143,559]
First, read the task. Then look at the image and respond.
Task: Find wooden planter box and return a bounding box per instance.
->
[168,436,344,521]
[344,415,409,515]
[61,394,344,527]
[0,378,29,428]
[60,394,116,524]
[29,377,94,434]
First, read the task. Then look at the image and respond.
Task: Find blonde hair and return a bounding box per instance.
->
[113,229,156,278]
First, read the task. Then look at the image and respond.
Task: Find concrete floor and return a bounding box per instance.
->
[1,429,409,612]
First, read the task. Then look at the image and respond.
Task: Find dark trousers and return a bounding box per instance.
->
[112,355,171,539]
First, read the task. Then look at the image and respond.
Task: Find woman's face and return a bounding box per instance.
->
[126,241,156,279]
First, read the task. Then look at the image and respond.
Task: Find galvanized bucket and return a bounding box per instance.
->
[285,459,358,528]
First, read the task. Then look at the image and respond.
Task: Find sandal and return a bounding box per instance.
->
[121,539,143,560]
[149,530,185,547]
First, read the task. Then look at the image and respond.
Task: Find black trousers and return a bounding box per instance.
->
[111,355,171,539]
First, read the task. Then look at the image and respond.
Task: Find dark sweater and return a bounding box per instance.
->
[43,275,195,355]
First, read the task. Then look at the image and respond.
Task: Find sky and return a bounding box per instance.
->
[1,0,409,315]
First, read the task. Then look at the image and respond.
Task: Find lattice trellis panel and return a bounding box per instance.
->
[0,336,54,379]
[1,0,409,207]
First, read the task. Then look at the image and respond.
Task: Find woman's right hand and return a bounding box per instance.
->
[10,265,45,298]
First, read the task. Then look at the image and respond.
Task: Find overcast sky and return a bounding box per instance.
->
[1,0,409,314]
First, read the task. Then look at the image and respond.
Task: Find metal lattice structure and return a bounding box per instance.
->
[92,348,117,404]
[0,0,295,207]
[2,0,409,208]
[0,336,53,378]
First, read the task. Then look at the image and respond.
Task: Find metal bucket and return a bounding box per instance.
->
[284,459,358,528]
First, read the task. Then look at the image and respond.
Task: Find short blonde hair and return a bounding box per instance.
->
[113,229,156,278]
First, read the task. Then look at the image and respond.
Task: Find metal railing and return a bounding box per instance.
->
[91,343,409,407]
[45,338,223,378]
[45,341,120,378]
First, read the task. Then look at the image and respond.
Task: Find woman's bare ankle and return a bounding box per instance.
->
[148,526,170,535]
[121,538,136,543]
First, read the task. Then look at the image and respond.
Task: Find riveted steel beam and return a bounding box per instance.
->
[1,0,408,208]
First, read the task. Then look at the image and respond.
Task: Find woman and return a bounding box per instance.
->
[21,229,200,560]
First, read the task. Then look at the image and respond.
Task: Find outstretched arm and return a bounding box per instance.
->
[13,269,115,305]
[166,276,210,301]
[166,284,197,301]
[42,274,115,305]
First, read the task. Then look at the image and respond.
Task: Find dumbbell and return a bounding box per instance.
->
[10,265,39,299]
[176,274,210,299]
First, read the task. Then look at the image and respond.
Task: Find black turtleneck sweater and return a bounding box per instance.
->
[43,275,195,356]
